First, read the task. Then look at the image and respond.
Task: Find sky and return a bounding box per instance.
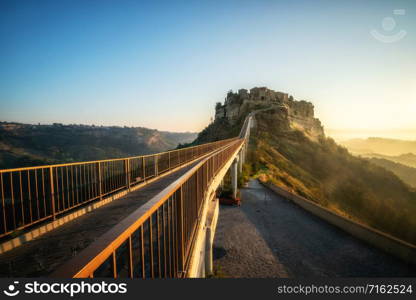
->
[0,0,415,139]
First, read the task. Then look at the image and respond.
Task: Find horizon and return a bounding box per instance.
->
[2,118,416,142]
[326,128,416,142]
[1,0,415,135]
[0,119,198,134]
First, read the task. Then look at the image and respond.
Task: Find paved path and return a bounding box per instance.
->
[213,180,416,278]
[0,161,201,277]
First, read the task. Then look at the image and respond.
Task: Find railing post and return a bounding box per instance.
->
[231,158,238,199]
[176,186,185,275]
[196,168,199,214]
[49,167,56,220]
[125,158,130,190]
[206,159,209,188]
[98,162,102,200]
[168,152,171,170]
[142,157,146,181]
[155,155,158,176]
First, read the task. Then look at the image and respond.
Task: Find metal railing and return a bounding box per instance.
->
[52,138,245,278]
[239,112,253,139]
[0,138,237,238]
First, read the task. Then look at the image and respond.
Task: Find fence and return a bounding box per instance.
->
[0,138,236,238]
[51,138,244,278]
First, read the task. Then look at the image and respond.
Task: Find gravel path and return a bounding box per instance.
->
[213,180,416,278]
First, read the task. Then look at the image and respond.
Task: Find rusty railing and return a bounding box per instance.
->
[0,138,236,238]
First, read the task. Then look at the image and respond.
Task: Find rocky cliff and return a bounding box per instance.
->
[215,87,324,141]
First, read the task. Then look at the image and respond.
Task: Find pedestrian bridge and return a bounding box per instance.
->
[1,112,415,278]
[0,115,253,278]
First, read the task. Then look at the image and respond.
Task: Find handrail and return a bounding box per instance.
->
[0,138,236,173]
[0,137,237,238]
[52,114,253,278]
[52,139,245,278]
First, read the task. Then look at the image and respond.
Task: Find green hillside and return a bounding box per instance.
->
[367,158,416,188]
[0,122,197,169]
[362,153,416,169]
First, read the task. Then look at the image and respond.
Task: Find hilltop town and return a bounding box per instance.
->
[215,87,324,140]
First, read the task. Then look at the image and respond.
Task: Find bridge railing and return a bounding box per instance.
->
[52,138,244,278]
[0,138,237,238]
[239,112,251,139]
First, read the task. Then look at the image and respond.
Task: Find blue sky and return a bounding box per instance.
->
[0,0,415,138]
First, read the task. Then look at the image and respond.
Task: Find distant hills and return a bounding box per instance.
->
[339,138,416,187]
[367,157,416,188]
[340,137,416,156]
[0,122,197,169]
[361,152,416,168]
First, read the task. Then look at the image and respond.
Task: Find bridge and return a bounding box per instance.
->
[0,115,252,278]
[0,113,415,278]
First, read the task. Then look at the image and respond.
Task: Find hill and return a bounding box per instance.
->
[340,138,416,156]
[367,158,416,188]
[0,122,197,169]
[193,87,416,245]
[359,153,416,169]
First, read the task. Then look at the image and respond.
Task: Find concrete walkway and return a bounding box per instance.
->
[0,160,202,277]
[213,180,416,278]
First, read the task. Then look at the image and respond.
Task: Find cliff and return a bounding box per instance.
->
[215,87,324,141]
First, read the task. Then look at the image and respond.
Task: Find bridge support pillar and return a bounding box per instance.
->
[238,150,243,173]
[231,157,238,199]
[205,226,213,275]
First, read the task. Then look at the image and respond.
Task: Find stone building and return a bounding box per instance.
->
[214,87,324,140]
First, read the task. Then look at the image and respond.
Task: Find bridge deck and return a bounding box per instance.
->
[0,159,203,277]
[214,180,416,277]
